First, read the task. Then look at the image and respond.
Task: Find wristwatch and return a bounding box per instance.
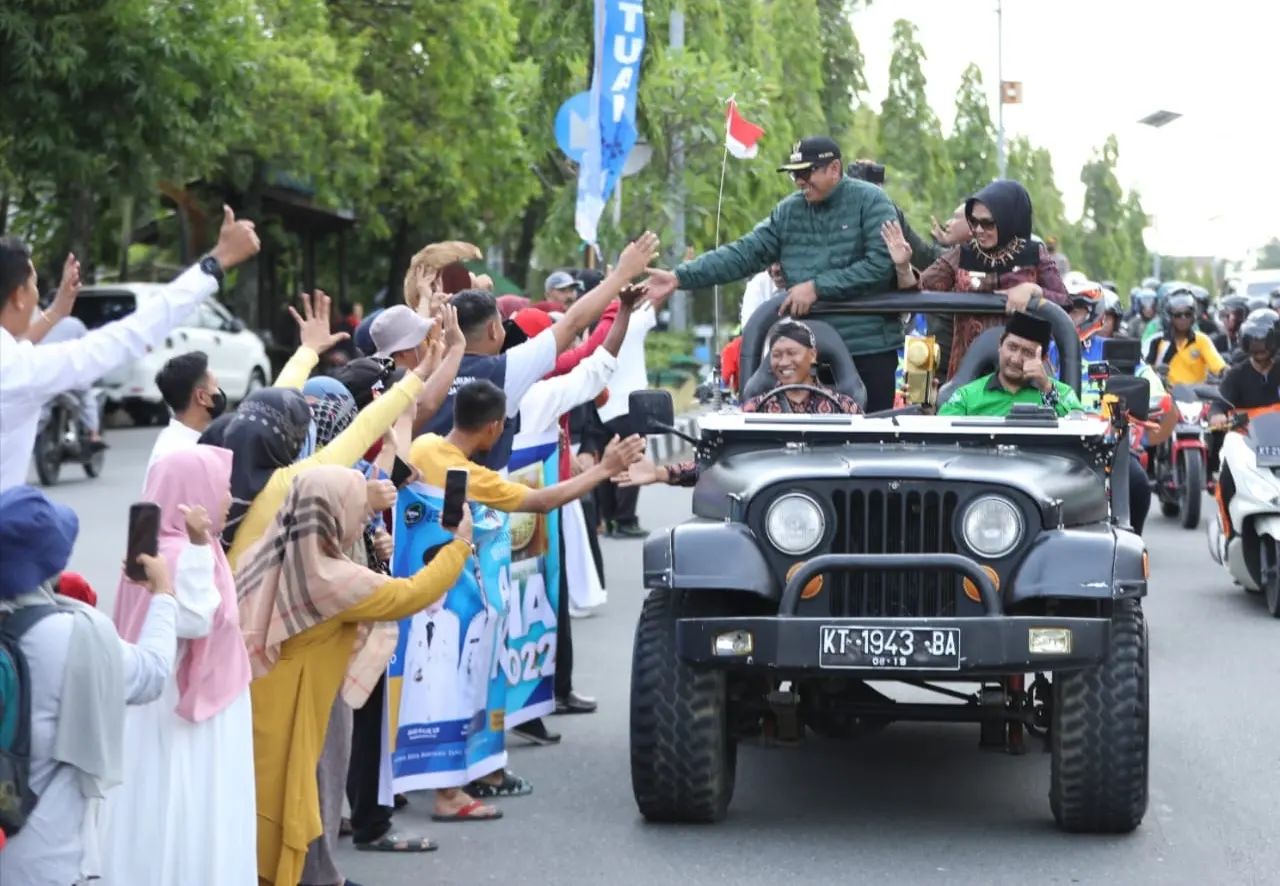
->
[198,255,225,288]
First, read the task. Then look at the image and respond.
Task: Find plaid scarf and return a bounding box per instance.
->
[234,465,397,707]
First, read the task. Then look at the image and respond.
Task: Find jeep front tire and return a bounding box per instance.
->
[630,588,736,822]
[1049,598,1149,833]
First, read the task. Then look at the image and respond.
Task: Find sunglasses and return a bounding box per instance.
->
[791,162,830,182]
[968,215,997,232]
[1170,311,1195,319]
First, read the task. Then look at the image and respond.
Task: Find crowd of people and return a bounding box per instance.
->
[0,214,659,885]
[3,130,1278,886]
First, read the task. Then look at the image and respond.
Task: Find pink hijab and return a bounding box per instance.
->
[113,445,251,723]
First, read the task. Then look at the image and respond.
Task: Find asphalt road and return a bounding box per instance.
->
[40,426,1280,886]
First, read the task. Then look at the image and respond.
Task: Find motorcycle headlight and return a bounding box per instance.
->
[1176,400,1202,424]
[765,494,825,555]
[960,495,1024,559]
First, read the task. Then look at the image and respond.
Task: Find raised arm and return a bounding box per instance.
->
[552,232,658,353]
[412,304,466,428]
[274,290,352,388]
[675,214,782,293]
[1,209,259,411]
[520,434,646,513]
[20,253,81,344]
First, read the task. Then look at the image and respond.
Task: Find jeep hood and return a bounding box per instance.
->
[692,443,1108,527]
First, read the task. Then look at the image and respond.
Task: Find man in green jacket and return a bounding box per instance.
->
[643,136,900,412]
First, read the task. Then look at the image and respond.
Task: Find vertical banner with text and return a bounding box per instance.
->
[502,429,562,728]
[575,0,646,246]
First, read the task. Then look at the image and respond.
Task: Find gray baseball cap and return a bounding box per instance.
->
[544,270,579,293]
[370,305,432,358]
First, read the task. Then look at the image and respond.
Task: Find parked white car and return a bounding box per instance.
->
[73,283,271,425]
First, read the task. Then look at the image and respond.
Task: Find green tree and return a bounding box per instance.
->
[1118,190,1150,295]
[815,0,870,138]
[0,0,257,265]
[878,20,953,222]
[947,63,998,199]
[1006,136,1070,250]
[1256,238,1280,270]
[329,0,540,300]
[1077,135,1130,285]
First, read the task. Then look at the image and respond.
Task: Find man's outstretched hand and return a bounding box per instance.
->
[643,267,679,307]
[289,289,350,355]
[210,205,261,269]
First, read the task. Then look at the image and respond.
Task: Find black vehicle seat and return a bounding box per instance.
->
[741,318,867,409]
[937,326,1004,404]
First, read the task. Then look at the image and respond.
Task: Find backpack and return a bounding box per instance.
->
[0,604,61,838]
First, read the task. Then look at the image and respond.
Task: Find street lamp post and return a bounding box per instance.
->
[996,0,1006,179]
[1137,110,1183,280]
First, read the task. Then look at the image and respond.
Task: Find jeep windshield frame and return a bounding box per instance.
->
[738,291,1081,398]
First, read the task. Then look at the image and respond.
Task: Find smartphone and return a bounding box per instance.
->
[390,456,414,489]
[125,503,162,582]
[441,467,469,530]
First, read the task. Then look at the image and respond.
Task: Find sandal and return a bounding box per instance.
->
[354,831,438,852]
[467,770,532,799]
[431,799,503,822]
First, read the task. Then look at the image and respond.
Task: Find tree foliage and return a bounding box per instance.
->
[1256,238,1280,270]
[878,20,953,222]
[0,1,1190,328]
[948,63,998,200]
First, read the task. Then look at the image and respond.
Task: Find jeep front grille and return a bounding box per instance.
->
[830,487,963,618]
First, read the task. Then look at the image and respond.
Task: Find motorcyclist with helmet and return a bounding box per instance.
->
[1210,310,1280,427]
[1212,294,1251,362]
[1123,288,1160,341]
[1146,288,1227,386]
[1208,309,1280,533]
[1191,286,1221,340]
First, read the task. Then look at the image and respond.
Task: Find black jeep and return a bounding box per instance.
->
[628,293,1150,834]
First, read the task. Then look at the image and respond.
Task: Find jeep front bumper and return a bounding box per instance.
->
[676,552,1111,676]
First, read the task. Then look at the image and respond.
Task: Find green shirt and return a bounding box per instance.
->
[938,372,1083,418]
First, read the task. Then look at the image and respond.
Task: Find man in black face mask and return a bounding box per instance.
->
[146,350,226,477]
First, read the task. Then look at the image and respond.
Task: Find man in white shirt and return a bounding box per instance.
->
[739,262,786,329]
[145,351,226,475]
[0,207,260,491]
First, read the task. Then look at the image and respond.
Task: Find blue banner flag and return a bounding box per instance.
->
[502,430,562,728]
[380,489,508,792]
[575,0,646,246]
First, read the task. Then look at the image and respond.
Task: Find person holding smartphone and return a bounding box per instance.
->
[0,486,179,886]
[407,379,645,820]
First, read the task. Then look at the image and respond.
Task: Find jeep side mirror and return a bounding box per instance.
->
[226,317,245,333]
[629,390,676,435]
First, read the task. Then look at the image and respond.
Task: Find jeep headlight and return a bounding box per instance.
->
[960,495,1024,558]
[765,494,825,555]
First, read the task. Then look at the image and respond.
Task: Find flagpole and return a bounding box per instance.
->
[709,97,734,409]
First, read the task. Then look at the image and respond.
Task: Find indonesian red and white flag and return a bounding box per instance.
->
[725,99,764,160]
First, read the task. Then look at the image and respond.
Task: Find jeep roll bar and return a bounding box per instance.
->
[738,292,1082,399]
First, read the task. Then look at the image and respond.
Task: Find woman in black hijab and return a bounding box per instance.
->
[916,179,1069,377]
[198,387,313,550]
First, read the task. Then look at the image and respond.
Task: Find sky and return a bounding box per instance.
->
[851,0,1280,264]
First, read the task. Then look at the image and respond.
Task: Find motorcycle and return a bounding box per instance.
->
[33,389,106,486]
[1148,383,1208,529]
[1203,392,1280,617]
